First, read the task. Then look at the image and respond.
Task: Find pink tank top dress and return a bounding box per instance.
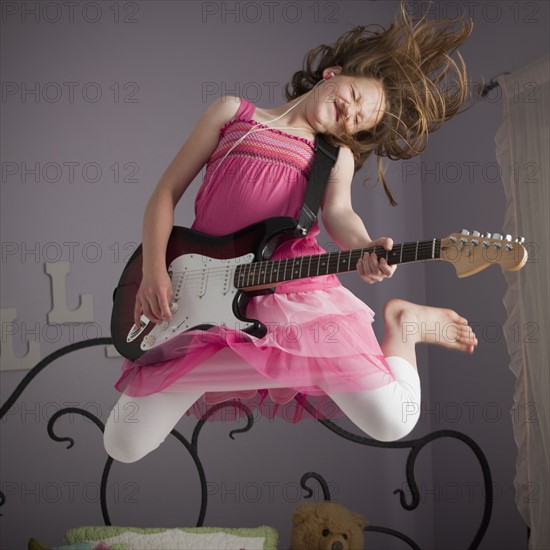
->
[114,97,395,421]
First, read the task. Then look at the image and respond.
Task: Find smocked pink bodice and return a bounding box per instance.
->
[191,97,340,293]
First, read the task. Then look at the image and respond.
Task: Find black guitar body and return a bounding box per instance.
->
[111,216,299,363]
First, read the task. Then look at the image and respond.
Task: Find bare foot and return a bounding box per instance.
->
[383,299,478,353]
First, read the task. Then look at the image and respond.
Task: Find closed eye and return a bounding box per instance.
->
[351,85,360,126]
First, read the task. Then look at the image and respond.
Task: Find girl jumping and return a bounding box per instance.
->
[105,3,477,463]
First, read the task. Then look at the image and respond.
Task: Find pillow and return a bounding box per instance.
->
[64,526,279,550]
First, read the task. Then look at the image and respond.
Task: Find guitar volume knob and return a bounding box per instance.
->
[142,334,156,349]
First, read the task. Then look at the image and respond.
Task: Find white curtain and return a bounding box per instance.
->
[496,55,549,550]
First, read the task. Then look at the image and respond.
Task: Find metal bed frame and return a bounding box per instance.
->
[0,337,493,549]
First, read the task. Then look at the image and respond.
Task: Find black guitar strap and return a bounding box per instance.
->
[295,133,340,237]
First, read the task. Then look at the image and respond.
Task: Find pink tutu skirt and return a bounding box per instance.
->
[114,283,394,422]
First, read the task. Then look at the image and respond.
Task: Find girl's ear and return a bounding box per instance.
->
[323,66,343,79]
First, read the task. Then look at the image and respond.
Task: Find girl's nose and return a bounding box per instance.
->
[344,104,356,128]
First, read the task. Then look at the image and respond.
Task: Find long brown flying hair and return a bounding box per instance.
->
[284,1,476,205]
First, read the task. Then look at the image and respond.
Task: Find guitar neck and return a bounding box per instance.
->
[235,239,441,289]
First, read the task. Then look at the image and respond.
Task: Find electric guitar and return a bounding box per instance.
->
[111,216,528,364]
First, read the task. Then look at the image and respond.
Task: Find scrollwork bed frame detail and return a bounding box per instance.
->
[0,338,493,549]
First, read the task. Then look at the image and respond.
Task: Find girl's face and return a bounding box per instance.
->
[309,67,386,137]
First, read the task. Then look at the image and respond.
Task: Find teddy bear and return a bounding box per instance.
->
[290,501,367,550]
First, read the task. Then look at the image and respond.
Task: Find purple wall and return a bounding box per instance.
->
[417,2,548,549]
[1,1,547,548]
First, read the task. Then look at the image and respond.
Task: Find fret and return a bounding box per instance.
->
[250,263,256,285]
[251,263,256,286]
[295,257,300,278]
[270,258,275,284]
[256,261,262,286]
[406,242,413,263]
[340,252,346,270]
[250,262,257,286]
[354,250,360,270]
[236,238,444,288]
[258,261,264,285]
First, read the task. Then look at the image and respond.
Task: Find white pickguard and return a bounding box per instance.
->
[128,252,255,352]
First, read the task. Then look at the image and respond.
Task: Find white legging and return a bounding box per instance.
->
[104,351,420,463]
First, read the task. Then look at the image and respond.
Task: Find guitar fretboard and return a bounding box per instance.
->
[234,240,441,288]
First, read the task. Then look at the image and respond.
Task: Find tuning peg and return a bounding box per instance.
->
[472,230,480,237]
[492,233,503,240]
[515,236,525,244]
[482,232,492,238]
[505,235,512,241]
[460,229,470,235]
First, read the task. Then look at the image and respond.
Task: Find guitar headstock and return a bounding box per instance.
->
[441,230,528,278]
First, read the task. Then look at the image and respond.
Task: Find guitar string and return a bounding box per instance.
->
[164,238,505,281]
[172,239,511,285]
[164,242,444,285]
[167,241,442,278]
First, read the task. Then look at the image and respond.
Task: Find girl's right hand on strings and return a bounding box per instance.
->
[134,269,174,326]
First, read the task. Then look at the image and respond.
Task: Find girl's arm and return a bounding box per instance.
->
[321,147,396,284]
[134,96,241,325]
